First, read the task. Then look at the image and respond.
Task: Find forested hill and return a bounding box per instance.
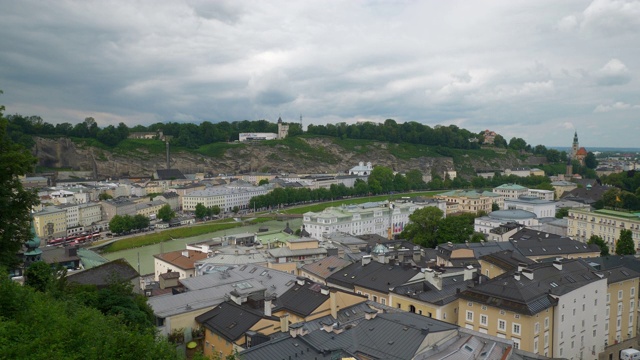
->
[6,115,566,177]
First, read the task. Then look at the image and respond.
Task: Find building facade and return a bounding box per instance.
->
[567,208,640,253]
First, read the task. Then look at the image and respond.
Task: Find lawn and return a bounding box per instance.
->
[100,218,270,253]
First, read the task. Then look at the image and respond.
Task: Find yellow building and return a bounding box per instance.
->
[458,259,638,358]
[567,208,640,253]
[267,237,327,275]
[135,200,166,219]
[434,190,503,214]
[33,207,67,238]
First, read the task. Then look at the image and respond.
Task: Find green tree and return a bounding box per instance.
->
[158,204,176,222]
[258,179,269,186]
[195,203,208,219]
[584,152,598,169]
[393,173,409,192]
[24,261,54,293]
[555,208,569,219]
[400,206,443,248]
[491,202,500,211]
[616,229,636,255]
[0,95,40,268]
[368,166,394,194]
[470,232,486,243]
[132,214,150,229]
[99,192,113,200]
[208,205,221,216]
[588,235,609,256]
[232,206,240,214]
[437,213,475,244]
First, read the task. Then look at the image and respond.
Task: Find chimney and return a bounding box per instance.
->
[330,290,338,319]
[320,286,329,296]
[364,308,378,320]
[333,325,345,334]
[413,250,421,262]
[464,265,475,281]
[522,268,534,280]
[398,249,406,264]
[296,276,305,286]
[182,250,189,258]
[362,255,372,266]
[264,296,273,317]
[280,313,290,333]
[321,320,334,332]
[514,273,521,281]
[553,259,563,271]
[424,268,435,283]
[289,322,305,338]
[517,263,527,273]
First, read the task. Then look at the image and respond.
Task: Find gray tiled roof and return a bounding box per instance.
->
[196,301,279,343]
[66,258,138,288]
[327,261,420,293]
[459,259,603,315]
[273,279,332,317]
[510,228,600,256]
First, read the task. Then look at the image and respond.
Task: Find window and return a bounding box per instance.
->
[381,298,386,305]
[513,338,520,349]
[544,317,549,329]
[619,290,623,300]
[480,315,488,326]
[595,299,598,306]
[513,323,521,335]
[534,338,539,353]
[534,322,540,334]
[618,303,623,315]
[498,319,506,331]
[631,300,635,311]
[544,333,549,347]
[632,287,636,297]
[572,309,576,316]
[561,314,564,322]
[466,311,474,322]
[481,305,487,310]
[607,294,610,303]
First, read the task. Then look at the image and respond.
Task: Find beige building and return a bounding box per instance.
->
[33,207,67,238]
[434,190,503,214]
[568,208,640,253]
[267,237,327,274]
[153,249,209,280]
[135,200,166,219]
[78,203,102,227]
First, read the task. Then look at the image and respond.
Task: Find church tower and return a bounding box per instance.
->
[571,131,579,159]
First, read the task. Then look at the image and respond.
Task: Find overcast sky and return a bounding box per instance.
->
[1,0,639,148]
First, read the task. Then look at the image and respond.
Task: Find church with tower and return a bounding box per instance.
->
[570,131,588,166]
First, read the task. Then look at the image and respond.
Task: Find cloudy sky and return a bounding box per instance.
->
[1,0,639,147]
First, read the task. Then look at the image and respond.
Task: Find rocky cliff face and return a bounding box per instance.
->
[32,137,527,178]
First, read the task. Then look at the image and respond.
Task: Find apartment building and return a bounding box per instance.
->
[303,201,422,240]
[33,206,67,238]
[567,208,640,252]
[434,190,503,214]
[504,196,556,218]
[493,183,529,199]
[182,185,271,212]
[458,259,639,359]
[78,202,102,227]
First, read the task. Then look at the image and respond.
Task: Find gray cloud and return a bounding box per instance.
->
[0,0,639,147]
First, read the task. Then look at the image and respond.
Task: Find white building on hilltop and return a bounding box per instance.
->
[349,162,373,176]
[303,201,423,240]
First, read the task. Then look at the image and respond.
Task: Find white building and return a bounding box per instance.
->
[238,132,278,142]
[303,201,423,240]
[78,203,102,227]
[493,183,529,200]
[528,189,554,201]
[475,209,539,235]
[349,162,373,176]
[182,185,272,212]
[504,196,556,218]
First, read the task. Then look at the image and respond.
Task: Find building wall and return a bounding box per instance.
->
[568,209,640,253]
[552,279,607,359]
[390,293,454,323]
[478,259,508,279]
[154,258,193,281]
[78,203,102,227]
[33,210,67,238]
[353,285,391,306]
[605,278,639,347]
[458,299,554,356]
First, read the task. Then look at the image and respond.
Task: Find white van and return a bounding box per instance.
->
[621,349,640,360]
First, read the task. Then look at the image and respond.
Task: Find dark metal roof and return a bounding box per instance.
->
[196,301,278,343]
[509,228,600,256]
[326,261,420,294]
[273,279,331,318]
[66,258,138,288]
[480,250,535,271]
[155,169,186,180]
[459,259,603,316]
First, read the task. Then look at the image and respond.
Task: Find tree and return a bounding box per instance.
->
[132,214,150,229]
[584,152,598,169]
[99,192,113,201]
[400,207,443,248]
[109,215,129,234]
[0,93,40,268]
[588,235,609,256]
[368,166,394,194]
[437,213,475,244]
[470,232,486,243]
[491,202,500,211]
[555,208,569,219]
[24,261,54,293]
[232,206,240,214]
[616,229,636,255]
[195,203,208,219]
[208,205,221,216]
[258,179,269,186]
[157,204,175,222]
